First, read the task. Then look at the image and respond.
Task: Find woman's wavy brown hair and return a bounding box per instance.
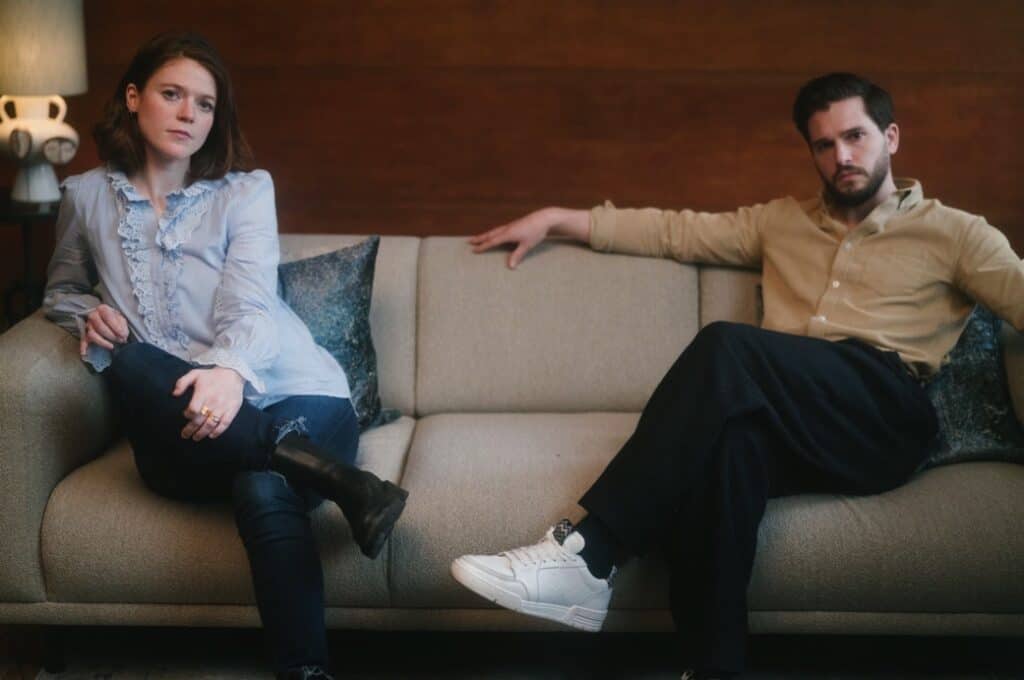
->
[93,31,253,179]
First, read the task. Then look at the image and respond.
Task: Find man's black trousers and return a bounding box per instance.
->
[579,321,938,675]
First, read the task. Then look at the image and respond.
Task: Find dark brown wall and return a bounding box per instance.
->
[3,1,1023,322]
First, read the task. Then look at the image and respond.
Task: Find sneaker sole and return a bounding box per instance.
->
[450,557,607,633]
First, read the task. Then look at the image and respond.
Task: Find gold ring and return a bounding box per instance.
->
[200,406,212,418]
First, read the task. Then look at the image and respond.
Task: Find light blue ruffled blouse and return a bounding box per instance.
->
[43,166,351,409]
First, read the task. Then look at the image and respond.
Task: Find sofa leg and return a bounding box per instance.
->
[42,625,66,674]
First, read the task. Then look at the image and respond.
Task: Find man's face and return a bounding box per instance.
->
[806,97,899,208]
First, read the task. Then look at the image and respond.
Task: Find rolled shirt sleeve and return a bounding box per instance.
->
[589,200,765,267]
[191,171,280,392]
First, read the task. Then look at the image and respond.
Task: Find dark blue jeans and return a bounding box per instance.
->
[105,342,359,674]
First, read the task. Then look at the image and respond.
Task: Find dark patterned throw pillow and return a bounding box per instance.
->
[278,236,398,431]
[922,305,1024,468]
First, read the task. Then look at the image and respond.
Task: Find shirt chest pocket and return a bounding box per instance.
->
[860,253,934,297]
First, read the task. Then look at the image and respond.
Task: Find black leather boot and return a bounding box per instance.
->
[270,433,409,559]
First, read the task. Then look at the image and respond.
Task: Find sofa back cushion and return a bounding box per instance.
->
[279,234,419,416]
[699,266,762,327]
[416,237,700,414]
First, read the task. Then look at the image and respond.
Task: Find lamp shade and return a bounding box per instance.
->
[0,0,87,96]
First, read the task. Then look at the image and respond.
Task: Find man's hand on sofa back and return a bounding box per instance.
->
[469,207,590,269]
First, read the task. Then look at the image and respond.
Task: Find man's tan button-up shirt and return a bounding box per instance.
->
[589,179,1024,378]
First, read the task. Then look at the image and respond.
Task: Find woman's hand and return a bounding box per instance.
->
[468,207,590,269]
[173,366,245,441]
[80,304,129,356]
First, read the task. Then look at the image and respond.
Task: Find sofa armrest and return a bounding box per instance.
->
[0,311,118,602]
[1001,322,1024,426]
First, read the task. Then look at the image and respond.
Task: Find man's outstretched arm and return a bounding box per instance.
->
[470,201,767,270]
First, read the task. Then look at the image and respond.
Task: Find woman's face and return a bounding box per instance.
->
[126,57,217,167]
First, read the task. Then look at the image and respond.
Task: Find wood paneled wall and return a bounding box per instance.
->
[2,1,1023,322]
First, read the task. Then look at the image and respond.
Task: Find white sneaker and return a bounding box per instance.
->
[450,519,613,632]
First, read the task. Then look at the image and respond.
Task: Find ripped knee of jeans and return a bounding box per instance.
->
[273,415,309,444]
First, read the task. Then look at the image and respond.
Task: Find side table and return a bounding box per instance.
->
[1,190,60,327]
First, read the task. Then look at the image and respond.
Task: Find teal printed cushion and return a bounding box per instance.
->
[922,306,1024,468]
[278,236,398,431]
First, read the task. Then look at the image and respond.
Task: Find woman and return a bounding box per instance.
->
[43,32,406,680]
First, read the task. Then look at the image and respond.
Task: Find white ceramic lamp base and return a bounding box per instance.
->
[11,158,60,203]
[0,94,79,205]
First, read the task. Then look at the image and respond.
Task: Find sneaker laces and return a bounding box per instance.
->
[551,518,574,543]
[502,519,578,566]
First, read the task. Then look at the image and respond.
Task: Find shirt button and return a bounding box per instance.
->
[813,315,827,322]
[843,242,853,250]
[831,280,840,288]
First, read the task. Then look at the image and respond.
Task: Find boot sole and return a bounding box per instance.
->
[358,482,409,559]
[450,557,607,632]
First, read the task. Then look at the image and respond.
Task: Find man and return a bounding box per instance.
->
[449,73,1024,679]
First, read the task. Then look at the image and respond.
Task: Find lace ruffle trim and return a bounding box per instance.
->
[108,169,222,353]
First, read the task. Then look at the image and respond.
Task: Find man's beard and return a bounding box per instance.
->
[823,151,890,208]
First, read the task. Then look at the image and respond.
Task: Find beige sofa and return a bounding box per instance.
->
[2,235,1023,638]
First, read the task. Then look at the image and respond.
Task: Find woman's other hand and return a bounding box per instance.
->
[80,304,130,356]
[173,366,245,441]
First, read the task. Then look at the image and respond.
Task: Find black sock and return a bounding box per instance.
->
[574,514,628,580]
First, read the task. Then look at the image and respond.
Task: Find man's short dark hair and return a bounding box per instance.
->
[792,72,895,142]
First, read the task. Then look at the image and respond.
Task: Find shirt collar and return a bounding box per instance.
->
[105,166,219,204]
[893,177,922,211]
[812,177,923,236]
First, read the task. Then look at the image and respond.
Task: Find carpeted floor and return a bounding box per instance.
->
[2,627,1022,679]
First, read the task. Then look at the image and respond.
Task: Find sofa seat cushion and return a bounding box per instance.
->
[750,461,1024,614]
[389,413,1024,618]
[41,416,415,606]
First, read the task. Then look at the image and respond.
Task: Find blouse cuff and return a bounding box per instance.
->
[75,314,113,373]
[192,347,266,393]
